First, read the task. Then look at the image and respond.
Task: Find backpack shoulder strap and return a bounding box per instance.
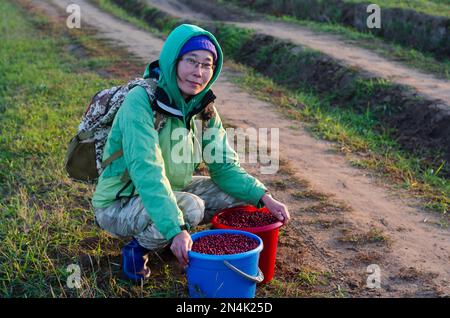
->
[100,78,163,184]
[100,149,123,169]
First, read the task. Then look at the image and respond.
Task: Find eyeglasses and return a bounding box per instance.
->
[180,57,215,73]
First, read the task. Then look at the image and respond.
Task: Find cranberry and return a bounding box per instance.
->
[217,209,279,228]
[192,234,259,255]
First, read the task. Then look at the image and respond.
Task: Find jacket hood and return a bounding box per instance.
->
[143,24,223,125]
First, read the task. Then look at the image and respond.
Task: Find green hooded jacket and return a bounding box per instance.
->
[92,24,267,240]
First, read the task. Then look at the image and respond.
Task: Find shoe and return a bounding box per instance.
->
[122,238,151,281]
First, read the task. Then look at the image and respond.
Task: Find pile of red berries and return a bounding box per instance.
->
[217,209,279,228]
[191,234,259,255]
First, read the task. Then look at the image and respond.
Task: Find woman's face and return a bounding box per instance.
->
[177,50,214,99]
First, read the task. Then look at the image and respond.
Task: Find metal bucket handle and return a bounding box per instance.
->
[223,260,264,283]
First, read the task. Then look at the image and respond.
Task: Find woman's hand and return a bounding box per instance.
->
[261,194,290,224]
[170,230,192,267]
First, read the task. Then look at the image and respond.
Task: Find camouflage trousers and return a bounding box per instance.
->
[94,176,246,250]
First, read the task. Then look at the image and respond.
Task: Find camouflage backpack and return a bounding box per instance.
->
[64,77,167,183]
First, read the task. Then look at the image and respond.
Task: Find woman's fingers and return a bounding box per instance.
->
[178,246,190,267]
[181,245,189,266]
[171,231,192,267]
[272,204,290,224]
[275,209,284,221]
[173,247,187,267]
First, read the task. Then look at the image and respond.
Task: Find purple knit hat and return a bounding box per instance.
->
[178,35,217,63]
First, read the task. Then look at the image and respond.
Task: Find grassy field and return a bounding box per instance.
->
[344,0,450,18]
[246,0,450,19]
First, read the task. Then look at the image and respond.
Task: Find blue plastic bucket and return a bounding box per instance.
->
[186,229,264,298]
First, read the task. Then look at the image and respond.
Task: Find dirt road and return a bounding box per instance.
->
[36,0,450,296]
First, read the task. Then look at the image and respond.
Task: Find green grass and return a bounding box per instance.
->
[344,0,450,18]
[338,227,391,246]
[87,0,163,36]
[231,0,450,19]
[104,0,179,35]
[276,15,450,80]
[0,0,186,297]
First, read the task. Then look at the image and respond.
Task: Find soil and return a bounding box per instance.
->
[33,0,450,297]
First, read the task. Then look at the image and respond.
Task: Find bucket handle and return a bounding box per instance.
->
[223,260,264,283]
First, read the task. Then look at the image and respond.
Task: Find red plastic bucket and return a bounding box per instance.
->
[211,205,283,284]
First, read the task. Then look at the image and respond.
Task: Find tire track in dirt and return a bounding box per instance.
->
[35,0,450,296]
[232,21,450,105]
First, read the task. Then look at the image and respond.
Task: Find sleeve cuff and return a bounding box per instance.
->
[166,227,182,241]
[248,186,269,207]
